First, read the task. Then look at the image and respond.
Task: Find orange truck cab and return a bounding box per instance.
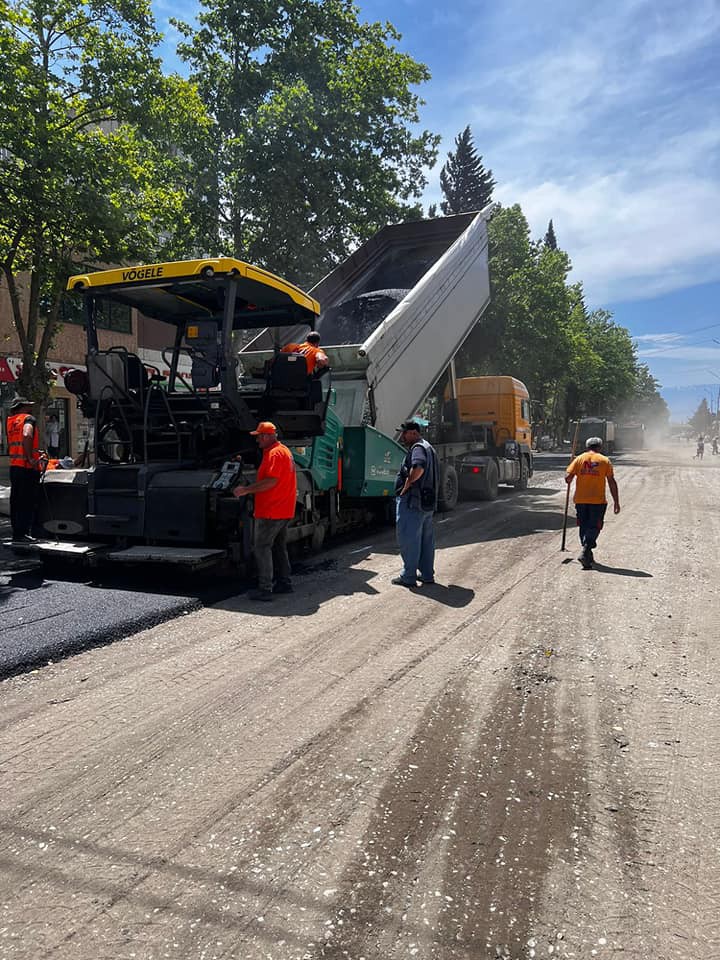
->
[455,376,532,448]
[436,374,533,502]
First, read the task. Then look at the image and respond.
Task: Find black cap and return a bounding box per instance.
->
[306,331,321,343]
[399,420,422,432]
[9,396,34,410]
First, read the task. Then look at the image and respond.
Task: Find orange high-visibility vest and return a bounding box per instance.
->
[7,413,39,469]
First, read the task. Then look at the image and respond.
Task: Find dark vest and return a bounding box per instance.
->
[396,439,438,510]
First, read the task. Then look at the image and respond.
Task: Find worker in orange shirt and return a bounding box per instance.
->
[6,397,46,543]
[232,421,297,600]
[280,331,329,375]
[565,436,621,569]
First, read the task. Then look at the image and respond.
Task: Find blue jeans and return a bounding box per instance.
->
[396,496,435,583]
[576,502,607,550]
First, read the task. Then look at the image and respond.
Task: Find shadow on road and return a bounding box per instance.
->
[408,583,475,607]
[591,562,653,578]
[0,567,48,602]
[217,565,381,617]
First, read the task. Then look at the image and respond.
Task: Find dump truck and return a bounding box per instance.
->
[243,212,533,511]
[24,208,529,568]
[570,417,615,453]
[615,422,645,450]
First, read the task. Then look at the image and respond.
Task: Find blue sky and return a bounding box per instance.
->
[154,0,720,419]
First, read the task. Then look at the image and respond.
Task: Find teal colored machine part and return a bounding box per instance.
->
[342,425,405,499]
[292,400,343,492]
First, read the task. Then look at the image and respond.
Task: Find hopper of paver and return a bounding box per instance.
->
[240,208,492,439]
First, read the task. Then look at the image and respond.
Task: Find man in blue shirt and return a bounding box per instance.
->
[393,420,439,587]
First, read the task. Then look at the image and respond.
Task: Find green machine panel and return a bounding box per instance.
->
[342,426,405,499]
[292,404,343,492]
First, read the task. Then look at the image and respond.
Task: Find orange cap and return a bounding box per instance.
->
[250,421,278,436]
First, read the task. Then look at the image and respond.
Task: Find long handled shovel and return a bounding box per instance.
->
[560,420,581,552]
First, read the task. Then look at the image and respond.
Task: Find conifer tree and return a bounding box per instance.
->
[439,126,495,215]
[544,219,558,250]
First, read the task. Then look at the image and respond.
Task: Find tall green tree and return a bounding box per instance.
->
[0,0,209,402]
[457,205,575,412]
[622,364,669,425]
[689,398,713,434]
[581,309,639,417]
[544,219,558,250]
[439,126,495,215]
[456,205,657,439]
[174,0,438,285]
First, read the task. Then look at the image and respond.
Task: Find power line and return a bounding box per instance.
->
[635,336,720,356]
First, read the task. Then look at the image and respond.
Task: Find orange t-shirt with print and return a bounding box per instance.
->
[254,441,297,519]
[566,451,614,504]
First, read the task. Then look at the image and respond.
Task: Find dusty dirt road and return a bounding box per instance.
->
[1,446,719,960]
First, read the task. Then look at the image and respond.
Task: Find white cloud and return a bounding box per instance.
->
[419,0,720,306]
[634,333,685,343]
[497,166,720,303]
[639,0,720,61]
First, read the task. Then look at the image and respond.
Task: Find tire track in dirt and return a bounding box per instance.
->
[0,539,556,959]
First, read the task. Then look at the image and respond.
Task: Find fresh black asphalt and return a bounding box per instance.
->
[0,554,242,679]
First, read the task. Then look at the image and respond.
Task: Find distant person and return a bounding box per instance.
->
[392,420,439,587]
[565,436,621,570]
[46,414,60,457]
[6,397,46,543]
[281,331,329,376]
[712,437,719,456]
[232,421,297,601]
[695,436,705,460]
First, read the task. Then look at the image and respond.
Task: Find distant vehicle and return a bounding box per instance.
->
[615,422,645,450]
[570,417,615,453]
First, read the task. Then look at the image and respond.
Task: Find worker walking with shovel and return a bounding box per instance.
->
[564,436,621,569]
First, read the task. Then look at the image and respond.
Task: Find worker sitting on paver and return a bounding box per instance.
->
[565,436,621,570]
[280,331,329,376]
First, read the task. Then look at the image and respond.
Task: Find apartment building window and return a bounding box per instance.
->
[59,295,132,334]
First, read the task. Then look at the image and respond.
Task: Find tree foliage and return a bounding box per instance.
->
[439,126,495,215]
[620,363,669,426]
[0,0,208,401]
[457,205,575,406]
[544,219,557,250]
[689,398,713,434]
[173,0,439,285]
[457,204,668,437]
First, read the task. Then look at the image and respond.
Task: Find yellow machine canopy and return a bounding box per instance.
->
[66,257,320,329]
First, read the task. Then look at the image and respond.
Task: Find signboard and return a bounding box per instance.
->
[0,351,192,389]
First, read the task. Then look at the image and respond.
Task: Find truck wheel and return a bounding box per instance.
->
[513,456,530,490]
[477,461,499,500]
[437,464,459,512]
